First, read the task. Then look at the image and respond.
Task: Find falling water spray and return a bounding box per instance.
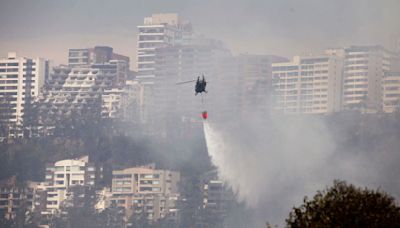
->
[201,115,394,225]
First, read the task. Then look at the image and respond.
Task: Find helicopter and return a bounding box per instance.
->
[176,75,207,95]
[176,75,209,119]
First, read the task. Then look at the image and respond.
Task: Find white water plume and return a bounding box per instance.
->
[203,117,335,207]
[202,115,400,225]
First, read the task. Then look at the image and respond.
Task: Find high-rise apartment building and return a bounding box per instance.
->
[137,14,192,84]
[0,52,49,137]
[340,46,400,112]
[110,164,180,223]
[41,60,128,118]
[153,42,226,119]
[136,14,192,122]
[383,71,400,113]
[272,55,343,114]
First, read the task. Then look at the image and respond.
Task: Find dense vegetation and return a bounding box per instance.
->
[286,180,400,227]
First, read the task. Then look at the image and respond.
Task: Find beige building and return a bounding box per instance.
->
[110,164,180,223]
[383,71,400,113]
[340,46,400,112]
[272,54,343,114]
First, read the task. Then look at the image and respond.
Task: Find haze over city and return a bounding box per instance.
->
[1,0,399,66]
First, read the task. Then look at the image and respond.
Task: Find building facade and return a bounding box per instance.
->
[383,71,400,113]
[136,13,192,122]
[110,164,180,223]
[69,46,130,70]
[0,52,49,137]
[137,13,192,84]
[340,46,400,112]
[43,156,98,215]
[272,55,343,114]
[0,187,34,220]
[40,60,128,120]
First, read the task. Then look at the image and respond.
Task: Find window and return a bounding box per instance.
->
[0,194,8,198]
[139,187,152,191]
[0,201,8,205]
[113,174,132,179]
[47,201,57,205]
[71,166,80,171]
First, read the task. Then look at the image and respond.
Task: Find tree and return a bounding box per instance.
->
[0,94,14,139]
[286,180,400,227]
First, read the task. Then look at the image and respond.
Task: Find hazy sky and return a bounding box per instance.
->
[0,0,399,68]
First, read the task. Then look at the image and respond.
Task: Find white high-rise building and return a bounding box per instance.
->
[0,52,49,137]
[272,55,343,114]
[136,13,192,122]
[137,13,192,84]
[341,46,400,112]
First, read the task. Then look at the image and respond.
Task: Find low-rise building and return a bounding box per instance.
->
[110,164,180,223]
[0,187,34,220]
[42,156,99,215]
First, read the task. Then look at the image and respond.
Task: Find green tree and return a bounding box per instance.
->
[286,180,400,227]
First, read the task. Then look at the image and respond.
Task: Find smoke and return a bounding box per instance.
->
[203,112,400,226]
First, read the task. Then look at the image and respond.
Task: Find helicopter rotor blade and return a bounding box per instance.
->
[176,79,197,85]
